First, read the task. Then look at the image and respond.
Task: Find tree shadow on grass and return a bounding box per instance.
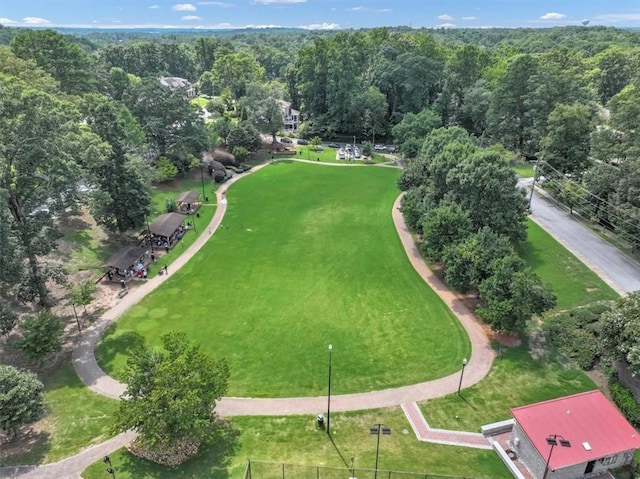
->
[95,330,146,373]
[0,429,50,467]
[117,419,241,478]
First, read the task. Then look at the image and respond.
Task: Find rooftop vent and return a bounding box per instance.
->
[582,442,592,451]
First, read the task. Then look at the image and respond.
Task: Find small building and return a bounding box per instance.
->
[278,100,299,133]
[102,246,147,278]
[148,212,187,246]
[175,190,200,214]
[159,76,196,98]
[509,390,640,479]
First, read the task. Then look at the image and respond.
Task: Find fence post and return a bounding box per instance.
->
[282,462,285,479]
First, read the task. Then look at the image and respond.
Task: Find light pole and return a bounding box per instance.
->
[542,435,571,479]
[529,157,542,209]
[145,213,154,254]
[200,163,207,202]
[71,301,81,333]
[457,358,468,395]
[327,343,333,435]
[103,455,116,479]
[370,424,390,479]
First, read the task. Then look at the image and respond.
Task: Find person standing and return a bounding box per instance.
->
[164,265,168,275]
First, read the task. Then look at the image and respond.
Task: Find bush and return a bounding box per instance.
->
[609,377,640,427]
[0,304,18,337]
[156,156,179,182]
[0,365,45,438]
[16,311,64,363]
[165,197,177,213]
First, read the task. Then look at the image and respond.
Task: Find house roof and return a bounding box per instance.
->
[159,76,192,89]
[175,190,199,204]
[511,390,640,470]
[148,213,184,238]
[103,246,146,270]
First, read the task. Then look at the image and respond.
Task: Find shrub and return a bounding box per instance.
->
[0,304,18,337]
[609,377,640,427]
[156,156,179,182]
[16,311,64,363]
[165,198,177,213]
[0,365,45,438]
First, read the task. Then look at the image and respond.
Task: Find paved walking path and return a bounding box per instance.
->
[2,159,494,478]
[402,402,491,449]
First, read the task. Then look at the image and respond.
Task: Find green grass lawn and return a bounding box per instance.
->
[59,222,120,276]
[419,343,596,432]
[294,146,391,164]
[521,220,619,310]
[514,162,535,178]
[0,359,117,467]
[81,408,511,479]
[96,162,470,397]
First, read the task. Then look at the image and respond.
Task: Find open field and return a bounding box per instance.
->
[96,162,470,397]
[81,408,512,479]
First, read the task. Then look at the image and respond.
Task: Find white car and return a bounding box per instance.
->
[374,144,387,151]
[338,149,345,159]
[354,148,361,158]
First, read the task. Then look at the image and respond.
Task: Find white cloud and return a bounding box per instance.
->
[197,1,233,5]
[299,22,339,30]
[462,16,476,20]
[435,23,456,28]
[593,13,640,22]
[0,17,17,24]
[253,0,306,4]
[172,3,197,11]
[346,6,391,13]
[437,14,454,21]
[540,12,567,20]
[148,4,160,8]
[23,17,51,24]
[182,15,201,20]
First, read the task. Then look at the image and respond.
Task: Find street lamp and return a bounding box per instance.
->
[542,434,571,479]
[103,455,116,479]
[71,301,81,333]
[457,358,468,395]
[200,163,207,202]
[145,213,154,254]
[327,343,333,435]
[370,424,391,479]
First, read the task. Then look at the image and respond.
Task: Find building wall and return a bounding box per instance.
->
[510,423,637,479]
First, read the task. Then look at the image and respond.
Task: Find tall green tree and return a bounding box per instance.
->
[113,332,230,462]
[477,255,556,332]
[539,103,593,175]
[212,51,265,102]
[601,292,640,375]
[82,94,152,234]
[10,29,96,94]
[0,76,104,305]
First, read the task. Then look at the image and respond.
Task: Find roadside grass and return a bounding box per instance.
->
[521,220,619,310]
[514,161,535,178]
[81,408,511,479]
[0,358,117,467]
[419,343,595,432]
[96,162,471,397]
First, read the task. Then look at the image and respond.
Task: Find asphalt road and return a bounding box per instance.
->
[522,179,640,296]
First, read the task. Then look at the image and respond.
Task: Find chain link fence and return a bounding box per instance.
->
[243,460,483,479]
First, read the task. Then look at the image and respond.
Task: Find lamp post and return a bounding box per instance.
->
[71,301,81,333]
[542,434,571,479]
[103,455,116,479]
[145,213,154,254]
[200,163,206,202]
[327,343,333,435]
[457,357,468,395]
[529,157,542,209]
[370,424,391,479]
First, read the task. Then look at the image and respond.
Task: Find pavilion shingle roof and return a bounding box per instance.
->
[148,213,184,238]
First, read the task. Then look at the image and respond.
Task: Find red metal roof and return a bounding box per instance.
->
[511,390,640,469]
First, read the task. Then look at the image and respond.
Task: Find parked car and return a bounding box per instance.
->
[354,147,361,158]
[374,144,387,151]
[280,137,293,143]
[328,143,340,148]
[297,139,309,145]
[338,149,345,159]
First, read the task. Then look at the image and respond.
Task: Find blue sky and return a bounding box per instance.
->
[2,0,640,30]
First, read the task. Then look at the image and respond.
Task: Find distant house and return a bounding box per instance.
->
[278,100,299,133]
[508,390,640,479]
[159,76,196,98]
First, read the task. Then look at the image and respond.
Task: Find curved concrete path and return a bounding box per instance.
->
[73,159,494,412]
